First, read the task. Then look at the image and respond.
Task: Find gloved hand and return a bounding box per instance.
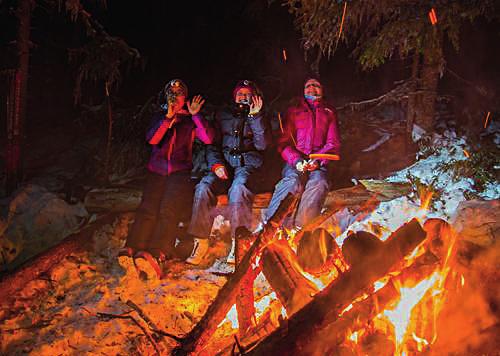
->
[214,165,229,180]
[296,159,319,172]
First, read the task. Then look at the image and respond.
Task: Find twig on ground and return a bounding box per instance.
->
[97,311,161,356]
[125,299,184,343]
[2,318,53,332]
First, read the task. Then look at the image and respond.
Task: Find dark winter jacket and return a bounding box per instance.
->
[146,111,214,176]
[207,107,269,170]
[279,98,340,166]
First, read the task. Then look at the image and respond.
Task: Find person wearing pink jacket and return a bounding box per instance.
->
[265,77,340,227]
[119,79,214,279]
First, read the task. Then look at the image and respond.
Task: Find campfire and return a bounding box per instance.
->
[171,190,469,355]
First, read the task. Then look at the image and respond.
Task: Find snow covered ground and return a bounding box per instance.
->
[1,127,498,355]
[336,126,499,246]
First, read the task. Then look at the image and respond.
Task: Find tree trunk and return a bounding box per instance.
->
[406,52,420,143]
[0,213,120,305]
[416,34,443,132]
[5,0,32,195]
[103,81,113,182]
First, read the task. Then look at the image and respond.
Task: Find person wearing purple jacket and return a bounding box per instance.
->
[264,77,340,227]
[119,79,214,280]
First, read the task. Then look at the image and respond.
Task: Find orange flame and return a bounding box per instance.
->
[282,49,287,62]
[463,149,470,158]
[382,272,440,354]
[419,189,434,211]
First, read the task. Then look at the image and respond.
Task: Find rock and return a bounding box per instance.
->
[2,184,88,270]
[451,199,500,247]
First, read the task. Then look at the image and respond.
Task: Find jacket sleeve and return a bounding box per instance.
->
[315,108,341,156]
[192,113,215,144]
[247,113,268,151]
[146,113,173,145]
[279,108,305,166]
[206,113,225,169]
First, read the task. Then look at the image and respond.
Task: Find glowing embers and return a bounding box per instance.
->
[428,8,438,25]
[483,111,491,128]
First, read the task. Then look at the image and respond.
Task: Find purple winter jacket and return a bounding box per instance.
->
[279,98,341,166]
[146,111,214,176]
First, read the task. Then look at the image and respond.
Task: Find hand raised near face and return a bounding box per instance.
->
[249,95,263,116]
[187,95,205,116]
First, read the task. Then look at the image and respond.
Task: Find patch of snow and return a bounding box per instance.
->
[412,124,427,142]
[337,128,499,246]
[362,129,393,152]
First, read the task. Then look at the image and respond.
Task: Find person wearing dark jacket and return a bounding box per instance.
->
[264,78,340,228]
[119,79,214,279]
[186,80,268,265]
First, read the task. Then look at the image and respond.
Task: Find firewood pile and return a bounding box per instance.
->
[168,192,470,356]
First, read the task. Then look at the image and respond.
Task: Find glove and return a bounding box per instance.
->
[214,165,229,180]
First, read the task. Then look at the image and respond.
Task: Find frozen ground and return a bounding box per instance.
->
[1,127,498,355]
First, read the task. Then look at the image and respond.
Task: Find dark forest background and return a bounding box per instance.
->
[1,0,499,194]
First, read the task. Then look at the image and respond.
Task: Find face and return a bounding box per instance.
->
[167,89,187,110]
[304,79,323,98]
[235,87,253,104]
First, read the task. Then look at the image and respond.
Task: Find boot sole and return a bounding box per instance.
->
[134,255,162,280]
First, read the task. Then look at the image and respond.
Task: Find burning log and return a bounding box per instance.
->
[297,227,347,275]
[261,239,318,315]
[341,230,384,267]
[313,280,400,354]
[173,193,298,355]
[235,227,257,337]
[246,218,427,355]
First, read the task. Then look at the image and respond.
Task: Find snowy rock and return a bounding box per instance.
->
[2,184,88,269]
[451,199,500,247]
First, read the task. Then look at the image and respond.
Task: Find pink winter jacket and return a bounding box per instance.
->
[279,98,341,166]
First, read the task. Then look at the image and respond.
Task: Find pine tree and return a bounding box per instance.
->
[283,0,498,133]
[4,0,140,194]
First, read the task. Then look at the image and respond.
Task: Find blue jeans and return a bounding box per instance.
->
[189,166,256,238]
[265,164,329,227]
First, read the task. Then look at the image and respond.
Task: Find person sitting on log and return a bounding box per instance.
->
[264,77,341,229]
[118,79,214,279]
[186,80,269,265]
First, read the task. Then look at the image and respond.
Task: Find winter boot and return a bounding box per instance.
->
[226,238,236,265]
[134,251,166,280]
[186,238,209,265]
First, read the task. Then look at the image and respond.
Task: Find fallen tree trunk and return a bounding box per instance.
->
[0,213,120,304]
[84,183,401,213]
[84,186,142,212]
[246,218,427,355]
[173,193,298,355]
